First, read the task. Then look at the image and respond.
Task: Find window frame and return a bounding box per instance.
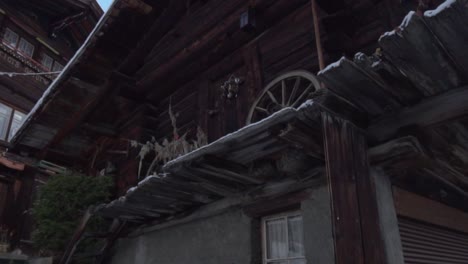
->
[0,101,26,142]
[40,52,54,71]
[17,37,35,58]
[52,61,64,72]
[3,27,19,49]
[8,110,26,141]
[261,211,306,264]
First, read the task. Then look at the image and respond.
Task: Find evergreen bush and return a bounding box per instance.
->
[32,172,113,255]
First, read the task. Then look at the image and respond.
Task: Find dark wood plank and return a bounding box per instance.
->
[393,187,468,234]
[369,86,468,142]
[318,57,401,117]
[423,0,468,77]
[379,11,461,96]
[322,112,386,264]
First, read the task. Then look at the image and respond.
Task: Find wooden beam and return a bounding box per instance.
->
[393,187,468,234]
[310,87,368,127]
[310,0,324,70]
[138,0,308,93]
[59,207,94,264]
[128,170,325,237]
[279,122,324,160]
[196,163,263,185]
[119,0,186,74]
[322,112,386,264]
[39,79,108,158]
[368,136,468,197]
[368,136,424,167]
[369,86,468,142]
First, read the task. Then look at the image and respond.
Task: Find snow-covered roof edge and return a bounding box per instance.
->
[10,0,122,146]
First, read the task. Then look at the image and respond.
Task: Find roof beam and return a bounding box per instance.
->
[38,78,108,158]
[369,86,468,143]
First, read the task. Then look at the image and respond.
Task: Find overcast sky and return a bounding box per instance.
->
[97,0,113,11]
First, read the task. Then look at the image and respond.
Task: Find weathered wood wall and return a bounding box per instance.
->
[101,0,418,193]
[133,0,416,144]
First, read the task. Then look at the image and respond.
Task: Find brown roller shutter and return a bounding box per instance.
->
[398,217,468,264]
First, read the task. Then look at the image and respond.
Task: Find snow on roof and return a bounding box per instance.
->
[163,105,301,169]
[317,57,346,75]
[10,0,121,145]
[425,0,457,17]
[379,11,417,42]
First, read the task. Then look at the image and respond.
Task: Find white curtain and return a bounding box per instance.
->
[266,218,288,259]
[288,215,304,257]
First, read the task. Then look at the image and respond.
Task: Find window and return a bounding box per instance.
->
[262,212,306,264]
[40,53,54,70]
[3,28,18,48]
[17,38,35,58]
[0,102,26,142]
[0,104,12,141]
[52,61,64,72]
[8,111,26,141]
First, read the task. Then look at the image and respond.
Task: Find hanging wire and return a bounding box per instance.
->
[0,71,62,77]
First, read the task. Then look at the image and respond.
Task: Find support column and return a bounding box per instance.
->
[322,112,386,264]
[372,168,405,264]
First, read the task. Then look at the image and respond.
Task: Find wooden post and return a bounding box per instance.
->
[322,112,386,264]
[311,0,325,70]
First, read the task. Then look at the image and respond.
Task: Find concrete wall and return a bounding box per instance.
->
[302,185,335,264]
[111,185,334,264]
[111,209,253,264]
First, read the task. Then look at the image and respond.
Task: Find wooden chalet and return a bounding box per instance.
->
[0,0,102,253]
[8,0,468,263]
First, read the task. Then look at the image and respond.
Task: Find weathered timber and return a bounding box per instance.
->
[227,138,285,164]
[368,86,468,142]
[368,135,468,197]
[197,164,263,185]
[246,167,324,201]
[163,107,297,170]
[138,176,213,203]
[138,0,310,91]
[368,136,424,167]
[39,79,109,158]
[353,53,422,106]
[422,122,468,175]
[308,87,367,127]
[322,112,386,264]
[393,187,468,234]
[423,0,468,77]
[97,220,126,264]
[242,42,264,126]
[318,57,401,117]
[379,12,461,96]
[174,167,240,196]
[127,171,325,237]
[59,207,94,264]
[279,122,323,159]
[136,0,251,85]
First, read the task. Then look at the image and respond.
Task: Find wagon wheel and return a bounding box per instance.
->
[246,70,321,124]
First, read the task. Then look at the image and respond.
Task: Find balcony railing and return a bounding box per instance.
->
[0,41,54,83]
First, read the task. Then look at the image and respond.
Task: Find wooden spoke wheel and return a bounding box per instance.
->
[246,70,321,124]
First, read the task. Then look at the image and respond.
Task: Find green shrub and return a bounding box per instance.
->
[32,172,113,255]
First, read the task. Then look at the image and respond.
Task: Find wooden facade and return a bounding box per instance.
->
[8,0,468,262]
[0,0,102,252]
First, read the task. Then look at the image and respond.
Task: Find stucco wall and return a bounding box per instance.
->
[302,185,335,264]
[111,185,334,264]
[111,209,253,264]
